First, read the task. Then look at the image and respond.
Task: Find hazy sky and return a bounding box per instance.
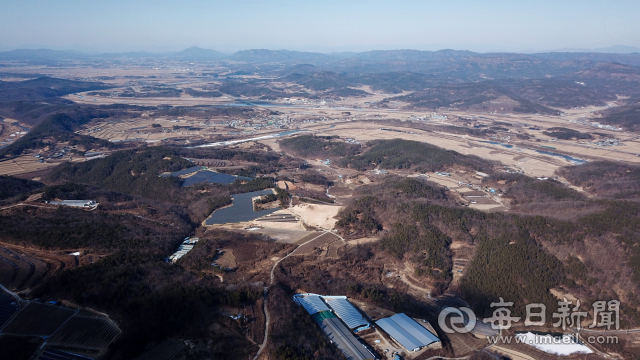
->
[0,0,638,53]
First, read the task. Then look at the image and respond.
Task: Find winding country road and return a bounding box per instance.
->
[252,231,330,360]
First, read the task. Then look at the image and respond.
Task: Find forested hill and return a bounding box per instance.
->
[0,77,110,102]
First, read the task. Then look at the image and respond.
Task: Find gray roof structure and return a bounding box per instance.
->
[205,189,280,225]
[320,317,374,360]
[323,297,369,330]
[296,295,330,315]
[376,313,439,352]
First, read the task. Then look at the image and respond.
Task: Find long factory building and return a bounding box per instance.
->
[294,294,375,360]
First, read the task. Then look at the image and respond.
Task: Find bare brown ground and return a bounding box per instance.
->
[215,248,237,269]
[288,203,342,230]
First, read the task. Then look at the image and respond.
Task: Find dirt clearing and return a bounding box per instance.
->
[289,203,342,230]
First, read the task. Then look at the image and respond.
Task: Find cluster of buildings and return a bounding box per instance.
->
[167,237,199,263]
[277,98,338,106]
[490,134,512,141]
[408,113,447,121]
[569,119,622,131]
[294,293,440,360]
[585,138,622,147]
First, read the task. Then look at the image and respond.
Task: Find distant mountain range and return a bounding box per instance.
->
[549,45,640,54]
[1,46,639,64]
[3,47,640,82]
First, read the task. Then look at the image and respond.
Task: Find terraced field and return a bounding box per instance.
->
[0,247,56,291]
[1,302,75,336]
[47,316,121,350]
[37,348,94,360]
[0,156,54,176]
[134,339,186,360]
[0,255,17,287]
[0,291,19,327]
[292,232,341,256]
[0,245,75,292]
[1,248,33,290]
[326,241,344,259]
[293,231,322,245]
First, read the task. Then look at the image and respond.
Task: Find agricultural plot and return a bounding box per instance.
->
[0,156,53,176]
[37,348,94,360]
[47,316,121,350]
[134,339,186,360]
[326,241,344,259]
[292,232,341,256]
[1,248,33,290]
[0,255,17,288]
[0,248,51,291]
[0,291,19,327]
[294,231,323,245]
[19,253,50,289]
[1,302,75,336]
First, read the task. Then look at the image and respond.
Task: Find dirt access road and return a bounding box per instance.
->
[252,231,345,360]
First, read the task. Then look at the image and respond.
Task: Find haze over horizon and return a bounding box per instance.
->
[1,0,639,54]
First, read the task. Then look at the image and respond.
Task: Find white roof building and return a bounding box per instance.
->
[323,296,369,330]
[294,294,330,315]
[376,313,439,352]
[49,200,98,210]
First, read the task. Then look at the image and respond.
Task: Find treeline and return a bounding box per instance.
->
[543,127,593,140]
[384,83,558,114]
[0,108,132,156]
[218,81,287,99]
[34,250,262,359]
[279,135,360,158]
[335,175,640,323]
[596,103,640,131]
[184,88,223,98]
[503,176,584,204]
[337,139,494,173]
[336,177,450,234]
[299,172,333,186]
[381,222,452,282]
[47,147,278,223]
[0,205,187,250]
[558,161,640,199]
[184,147,281,163]
[48,147,190,202]
[0,76,110,102]
[0,175,43,200]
